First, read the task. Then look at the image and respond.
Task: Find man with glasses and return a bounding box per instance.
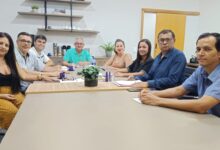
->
[139,32,220,117]
[15,32,59,92]
[132,29,186,90]
[62,37,91,67]
[15,32,45,72]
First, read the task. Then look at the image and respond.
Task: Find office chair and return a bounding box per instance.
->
[180,66,198,99]
[0,128,7,143]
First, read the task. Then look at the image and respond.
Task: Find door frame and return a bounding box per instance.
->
[140,8,200,39]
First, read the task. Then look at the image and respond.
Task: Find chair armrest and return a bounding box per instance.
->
[179,95,199,99]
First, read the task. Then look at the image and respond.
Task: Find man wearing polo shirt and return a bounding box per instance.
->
[139,32,220,117]
[29,34,54,66]
[62,37,91,67]
[132,29,186,90]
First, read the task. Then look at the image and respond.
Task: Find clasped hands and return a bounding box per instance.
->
[139,89,160,106]
[0,94,16,101]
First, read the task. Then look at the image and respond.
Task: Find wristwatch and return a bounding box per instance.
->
[37,73,43,81]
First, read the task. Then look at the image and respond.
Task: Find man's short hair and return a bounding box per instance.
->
[196,32,220,52]
[17,32,31,39]
[34,34,47,42]
[158,29,175,40]
[75,37,84,43]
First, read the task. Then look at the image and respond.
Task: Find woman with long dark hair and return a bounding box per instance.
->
[0,32,55,129]
[115,39,154,78]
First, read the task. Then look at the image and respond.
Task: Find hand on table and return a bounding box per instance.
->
[127,75,134,80]
[139,89,160,106]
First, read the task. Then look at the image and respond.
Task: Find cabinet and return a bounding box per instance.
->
[18,0,99,34]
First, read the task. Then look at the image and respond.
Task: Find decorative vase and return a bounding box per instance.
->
[84,78,98,87]
[32,9,39,13]
[105,51,112,57]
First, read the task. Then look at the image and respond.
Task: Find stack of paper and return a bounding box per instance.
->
[113,80,141,87]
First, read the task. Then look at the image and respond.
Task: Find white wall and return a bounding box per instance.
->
[184,16,200,60]
[0,0,199,59]
[142,13,156,57]
[199,0,220,33]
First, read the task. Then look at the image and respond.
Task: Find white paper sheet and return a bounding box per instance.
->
[60,78,84,83]
[113,80,141,87]
[133,98,142,104]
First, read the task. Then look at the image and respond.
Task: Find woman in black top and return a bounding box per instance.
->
[0,32,56,129]
[115,39,154,78]
[0,32,24,129]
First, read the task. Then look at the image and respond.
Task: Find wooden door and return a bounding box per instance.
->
[154,13,186,57]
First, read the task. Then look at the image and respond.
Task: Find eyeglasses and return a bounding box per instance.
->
[19,39,32,45]
[158,38,173,44]
[75,43,84,45]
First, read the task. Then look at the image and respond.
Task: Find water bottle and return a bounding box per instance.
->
[108,71,112,82]
[61,45,67,56]
[105,71,109,82]
[91,56,96,66]
[53,43,57,56]
[57,46,62,56]
[105,71,112,82]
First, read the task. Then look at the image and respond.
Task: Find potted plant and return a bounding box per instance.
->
[100,42,114,57]
[31,5,39,13]
[78,66,100,87]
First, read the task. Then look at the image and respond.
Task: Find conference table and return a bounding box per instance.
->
[1,85,220,150]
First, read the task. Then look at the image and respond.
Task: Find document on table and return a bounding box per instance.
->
[113,80,141,87]
[133,98,142,104]
[60,78,84,83]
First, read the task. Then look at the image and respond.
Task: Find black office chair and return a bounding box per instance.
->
[181,66,196,82]
[180,66,198,99]
[0,128,7,143]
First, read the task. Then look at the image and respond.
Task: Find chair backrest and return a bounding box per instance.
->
[181,66,198,96]
[181,66,196,82]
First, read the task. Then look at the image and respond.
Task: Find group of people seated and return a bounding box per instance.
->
[0,29,220,132]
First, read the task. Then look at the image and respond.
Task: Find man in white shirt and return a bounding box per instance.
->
[29,34,54,66]
[15,32,59,92]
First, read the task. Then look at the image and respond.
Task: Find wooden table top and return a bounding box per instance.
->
[26,81,130,94]
[1,91,220,150]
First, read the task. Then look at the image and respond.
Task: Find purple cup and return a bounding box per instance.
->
[59,72,66,80]
[68,66,74,71]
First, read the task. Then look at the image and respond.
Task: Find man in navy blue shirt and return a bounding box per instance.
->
[132,29,186,90]
[139,32,220,117]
